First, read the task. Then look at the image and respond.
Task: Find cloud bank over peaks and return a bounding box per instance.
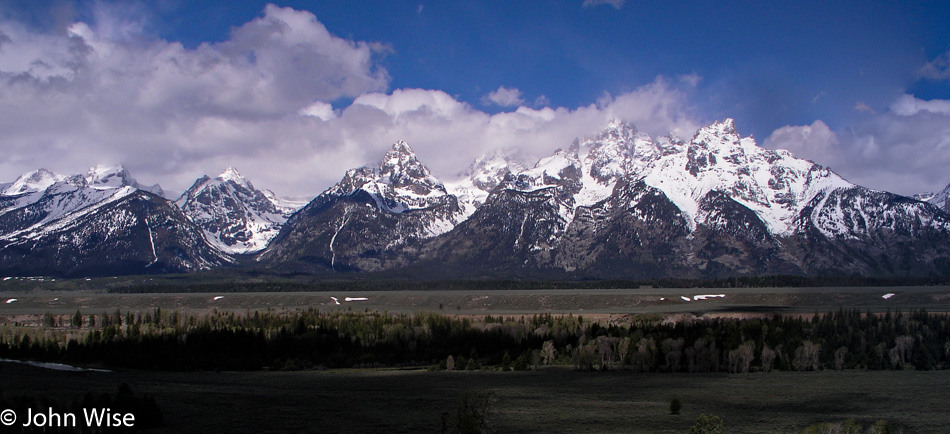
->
[0,4,701,198]
[765,94,950,196]
[333,76,702,184]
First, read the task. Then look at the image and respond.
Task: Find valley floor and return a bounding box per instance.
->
[0,362,947,433]
[3,285,950,316]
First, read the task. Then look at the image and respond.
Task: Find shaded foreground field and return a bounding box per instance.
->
[1,362,948,433]
[3,286,950,316]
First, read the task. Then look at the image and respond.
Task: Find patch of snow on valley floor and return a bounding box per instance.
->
[693,294,726,301]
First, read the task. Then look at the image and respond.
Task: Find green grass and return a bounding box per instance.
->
[1,363,947,433]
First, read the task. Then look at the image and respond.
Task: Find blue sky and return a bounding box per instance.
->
[136,0,950,137]
[2,0,950,196]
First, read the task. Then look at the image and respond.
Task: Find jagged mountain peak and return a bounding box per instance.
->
[916,181,950,213]
[388,140,414,156]
[324,140,452,215]
[218,166,243,181]
[456,147,530,192]
[444,148,532,221]
[216,166,254,190]
[84,164,164,196]
[691,118,747,149]
[176,167,297,254]
[1,168,65,196]
[378,141,442,190]
[85,164,132,187]
[643,119,852,234]
[599,118,637,142]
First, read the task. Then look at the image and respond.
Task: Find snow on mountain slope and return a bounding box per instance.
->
[0,183,137,243]
[497,119,672,207]
[85,164,164,196]
[0,165,162,243]
[0,190,227,276]
[445,148,529,219]
[259,141,467,273]
[263,190,311,215]
[1,169,65,196]
[916,182,950,213]
[641,119,853,234]
[322,141,464,237]
[176,167,300,254]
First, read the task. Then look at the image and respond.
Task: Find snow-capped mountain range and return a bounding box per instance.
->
[2,119,949,278]
[0,165,228,276]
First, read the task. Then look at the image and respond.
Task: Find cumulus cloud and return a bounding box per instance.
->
[298,101,336,121]
[0,4,388,196]
[765,94,950,195]
[0,4,701,198]
[482,86,525,107]
[890,94,950,116]
[763,120,839,165]
[582,0,626,10]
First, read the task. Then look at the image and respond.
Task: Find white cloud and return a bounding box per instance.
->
[332,76,701,180]
[920,50,950,81]
[765,94,950,195]
[763,120,839,165]
[482,86,525,107]
[299,101,336,121]
[0,5,388,196]
[0,5,701,198]
[582,0,626,10]
[890,94,950,116]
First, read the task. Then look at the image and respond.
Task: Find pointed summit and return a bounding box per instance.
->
[376,141,445,193]
[84,164,163,196]
[918,181,950,213]
[1,168,65,196]
[176,168,297,254]
[692,118,741,147]
[457,148,529,192]
[599,118,637,143]
[217,166,253,190]
[219,166,242,180]
[379,141,434,188]
[389,140,414,155]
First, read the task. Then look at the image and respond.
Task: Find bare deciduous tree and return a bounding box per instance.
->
[760,345,776,373]
[637,337,656,372]
[793,341,821,371]
[894,335,914,366]
[541,340,557,366]
[662,338,684,372]
[834,346,848,371]
[617,337,631,365]
[596,335,617,368]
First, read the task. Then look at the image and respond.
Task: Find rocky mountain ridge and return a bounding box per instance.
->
[2,119,949,279]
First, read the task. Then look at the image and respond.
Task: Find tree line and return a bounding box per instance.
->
[1,308,949,372]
